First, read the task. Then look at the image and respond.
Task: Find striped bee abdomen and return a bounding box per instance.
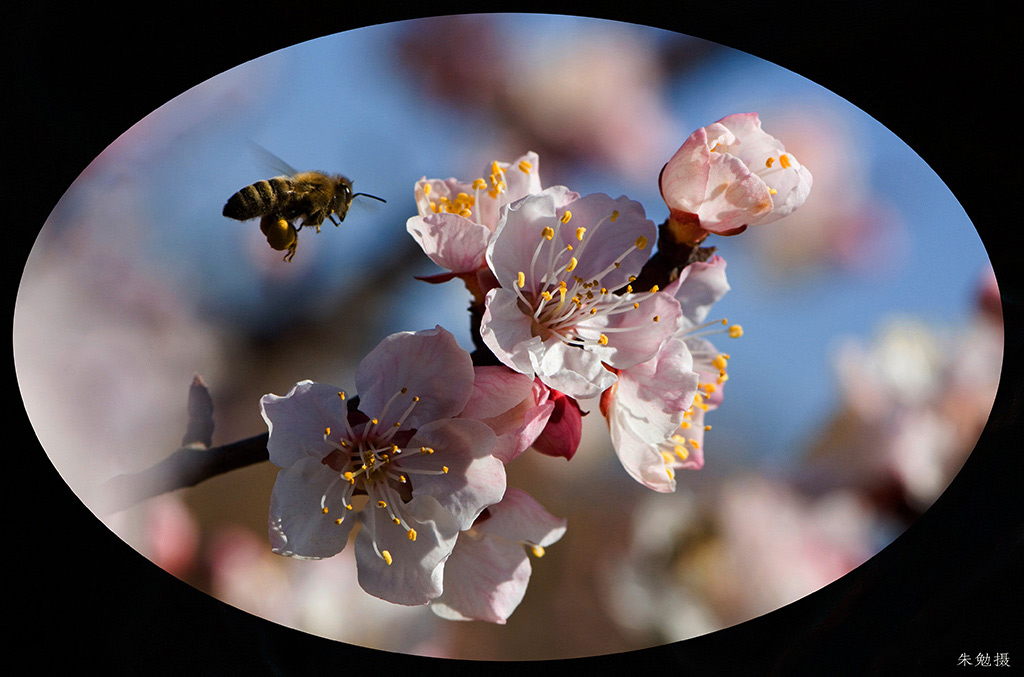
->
[223,177,295,220]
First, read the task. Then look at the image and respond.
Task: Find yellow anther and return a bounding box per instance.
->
[633,302,640,309]
[343,472,355,483]
[653,315,660,322]
[442,466,449,474]
[423,183,432,195]
[711,143,725,153]
[729,324,744,338]
[679,420,691,429]
[518,160,532,173]
[371,418,379,425]
[541,290,553,301]
[575,226,586,240]
[599,334,609,345]
[420,446,435,454]
[517,271,526,288]
[459,209,472,218]
[377,500,387,508]
[650,285,660,293]
[666,466,675,480]
[590,308,598,314]
[704,425,712,431]
[675,446,689,461]
[542,226,554,240]
[626,285,633,293]
[346,503,353,510]
[635,236,648,250]
[769,188,778,195]
[392,517,400,525]
[689,438,700,449]
[712,355,729,370]
[779,154,792,169]
[322,507,329,514]
[566,257,578,272]
[611,210,620,222]
[660,450,675,464]
[338,391,346,400]
[407,529,417,541]
[382,550,393,565]
[766,157,775,168]
[530,545,546,558]
[324,427,331,436]
[335,518,344,525]
[491,161,503,176]
[472,178,487,190]
[560,211,573,224]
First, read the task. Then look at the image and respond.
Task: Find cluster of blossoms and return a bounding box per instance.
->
[262,113,811,622]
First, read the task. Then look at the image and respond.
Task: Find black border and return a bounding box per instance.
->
[8,3,1021,674]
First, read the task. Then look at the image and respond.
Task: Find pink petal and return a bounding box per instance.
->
[406,212,491,274]
[430,488,566,623]
[355,326,475,428]
[555,193,655,291]
[665,254,731,326]
[613,338,700,443]
[403,418,505,530]
[479,287,544,378]
[485,192,560,289]
[260,380,347,468]
[355,494,459,606]
[583,287,682,371]
[267,456,357,559]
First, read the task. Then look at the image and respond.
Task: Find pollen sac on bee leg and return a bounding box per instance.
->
[260,214,298,261]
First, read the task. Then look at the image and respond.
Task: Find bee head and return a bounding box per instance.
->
[332,175,355,220]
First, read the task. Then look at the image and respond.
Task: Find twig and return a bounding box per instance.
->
[92,374,269,516]
[93,433,270,516]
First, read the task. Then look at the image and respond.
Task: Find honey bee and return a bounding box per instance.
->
[223,159,385,261]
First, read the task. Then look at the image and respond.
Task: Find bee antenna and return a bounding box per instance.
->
[353,192,387,204]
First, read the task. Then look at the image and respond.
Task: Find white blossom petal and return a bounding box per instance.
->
[268,456,356,559]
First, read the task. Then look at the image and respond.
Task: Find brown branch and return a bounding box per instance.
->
[92,433,270,516]
[91,374,270,516]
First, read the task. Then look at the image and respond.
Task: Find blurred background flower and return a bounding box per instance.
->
[14,13,998,660]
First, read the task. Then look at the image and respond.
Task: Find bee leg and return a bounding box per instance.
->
[328,214,341,227]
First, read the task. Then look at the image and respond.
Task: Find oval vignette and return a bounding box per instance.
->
[12,12,1009,666]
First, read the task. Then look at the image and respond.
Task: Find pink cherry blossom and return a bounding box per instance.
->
[260,326,506,606]
[480,191,682,400]
[660,113,812,238]
[430,487,567,624]
[407,151,579,276]
[602,256,738,491]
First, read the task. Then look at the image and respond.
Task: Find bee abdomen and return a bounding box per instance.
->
[223,177,294,220]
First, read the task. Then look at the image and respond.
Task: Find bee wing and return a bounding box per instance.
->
[248,140,300,178]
